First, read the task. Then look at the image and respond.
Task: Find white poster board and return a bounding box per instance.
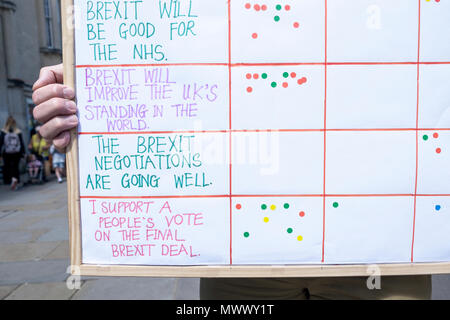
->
[66,0,450,276]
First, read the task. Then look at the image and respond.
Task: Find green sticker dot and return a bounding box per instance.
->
[276,4,282,10]
[287,228,293,234]
[274,15,280,22]
[283,72,289,78]
[244,232,250,238]
[271,82,277,88]
[261,204,267,210]
[423,135,429,141]
[284,203,290,209]
[333,202,339,208]
[261,73,268,79]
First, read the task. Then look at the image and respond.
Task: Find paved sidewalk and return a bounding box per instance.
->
[0,179,449,300]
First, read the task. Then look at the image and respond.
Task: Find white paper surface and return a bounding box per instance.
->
[74,0,450,266]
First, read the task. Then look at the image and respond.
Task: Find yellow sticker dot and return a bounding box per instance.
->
[270,205,276,210]
[264,217,269,223]
[297,235,303,241]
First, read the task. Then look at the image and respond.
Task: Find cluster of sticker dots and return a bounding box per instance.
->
[245,72,307,93]
[422,132,442,154]
[235,202,305,241]
[244,3,300,39]
[422,132,445,212]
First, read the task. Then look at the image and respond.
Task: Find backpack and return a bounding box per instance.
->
[3,132,21,154]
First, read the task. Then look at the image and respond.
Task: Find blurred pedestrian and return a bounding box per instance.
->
[28,126,50,180]
[0,116,25,190]
[26,153,42,181]
[50,144,66,183]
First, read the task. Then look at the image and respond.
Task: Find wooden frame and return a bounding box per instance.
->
[62,0,450,278]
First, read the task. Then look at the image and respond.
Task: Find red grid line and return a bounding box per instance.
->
[411,0,422,263]
[74,61,450,68]
[76,63,229,68]
[234,61,450,66]
[78,128,450,135]
[80,195,231,200]
[80,194,450,200]
[79,130,229,135]
[327,61,450,66]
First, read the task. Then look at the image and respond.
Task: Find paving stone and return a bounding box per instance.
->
[0,209,20,219]
[72,278,177,300]
[29,217,67,230]
[42,241,69,260]
[0,259,70,286]
[0,215,35,231]
[174,278,200,300]
[5,282,76,300]
[36,226,68,242]
[0,230,35,244]
[0,285,19,299]
[0,242,61,262]
[432,275,450,300]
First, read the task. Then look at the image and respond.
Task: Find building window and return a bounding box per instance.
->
[44,0,53,48]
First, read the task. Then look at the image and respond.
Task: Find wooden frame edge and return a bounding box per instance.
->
[78,263,450,278]
[62,0,82,272]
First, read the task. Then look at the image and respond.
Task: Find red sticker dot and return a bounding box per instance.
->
[236,204,242,210]
[433,133,439,139]
[293,22,300,28]
[246,86,253,93]
[254,4,260,11]
[245,3,251,9]
[436,148,442,154]
[282,82,289,88]
[299,211,305,218]
[252,33,258,39]
[246,73,252,79]
[298,77,307,85]
[291,72,297,78]
[261,4,267,11]
[253,73,259,79]
[285,5,291,11]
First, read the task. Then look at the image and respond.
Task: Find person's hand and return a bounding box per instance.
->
[32,64,78,152]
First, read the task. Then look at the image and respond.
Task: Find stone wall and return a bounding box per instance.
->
[0,0,62,144]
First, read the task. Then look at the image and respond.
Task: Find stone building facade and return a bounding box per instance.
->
[0,0,62,144]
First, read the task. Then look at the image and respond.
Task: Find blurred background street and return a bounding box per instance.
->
[0,178,448,300]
